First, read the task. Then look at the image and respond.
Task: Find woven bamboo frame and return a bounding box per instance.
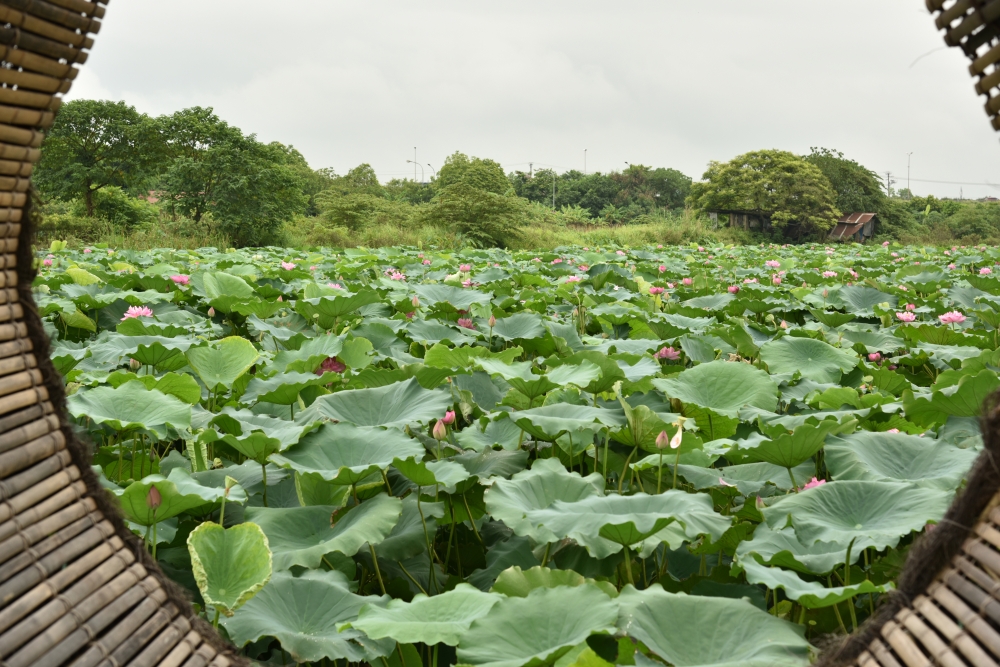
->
[0,1,244,665]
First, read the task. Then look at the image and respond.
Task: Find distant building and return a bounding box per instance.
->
[828,212,878,243]
[708,210,772,232]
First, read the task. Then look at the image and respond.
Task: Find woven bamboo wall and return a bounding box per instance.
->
[0,1,244,665]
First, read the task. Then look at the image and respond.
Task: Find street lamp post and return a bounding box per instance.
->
[906,152,914,198]
[427,164,436,180]
[406,160,425,183]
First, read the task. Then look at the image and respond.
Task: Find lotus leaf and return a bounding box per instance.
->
[296,378,453,428]
[187,521,272,616]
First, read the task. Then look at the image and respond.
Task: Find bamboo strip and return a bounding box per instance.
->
[0,273,24,290]
[0,369,44,399]
[0,388,53,428]
[0,209,22,224]
[0,105,54,129]
[0,356,37,389]
[0,67,70,96]
[1,562,145,665]
[975,67,1000,95]
[0,144,42,164]
[180,643,218,667]
[942,569,1000,625]
[44,0,106,19]
[895,607,970,667]
[0,7,95,49]
[0,502,98,569]
[0,524,117,607]
[0,160,35,177]
[0,0,102,33]
[39,581,165,667]
[979,516,1000,549]
[0,26,86,66]
[0,44,76,80]
[0,454,75,520]
[0,410,56,456]
[0,86,60,112]
[946,12,984,46]
[937,0,973,29]
[954,553,1000,598]
[98,603,180,667]
[0,123,44,148]
[65,596,175,667]
[158,629,202,667]
[911,593,997,666]
[0,302,23,323]
[929,580,1000,657]
[0,430,66,480]
[927,0,952,13]
[869,637,906,667]
[0,480,83,544]
[207,656,231,667]
[125,615,192,667]
[881,620,932,667]
[857,651,879,667]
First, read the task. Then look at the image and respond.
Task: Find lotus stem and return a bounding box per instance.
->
[261,463,268,507]
[657,452,663,494]
[829,576,848,634]
[622,545,634,586]
[461,493,482,544]
[398,561,428,596]
[369,544,387,595]
[218,496,226,527]
[151,514,158,560]
[673,449,681,490]
[541,542,552,567]
[618,446,637,495]
[787,467,798,493]
[416,494,438,594]
[212,608,220,629]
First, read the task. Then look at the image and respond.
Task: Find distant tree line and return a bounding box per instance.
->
[33,99,1000,247]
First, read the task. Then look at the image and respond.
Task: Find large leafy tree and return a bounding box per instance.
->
[687,150,841,240]
[435,152,510,195]
[159,107,307,246]
[427,182,527,247]
[34,100,164,216]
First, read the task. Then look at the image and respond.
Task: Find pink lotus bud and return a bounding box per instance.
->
[207,307,216,317]
[886,428,900,434]
[669,428,683,449]
[129,358,141,371]
[658,265,666,273]
[432,420,448,441]
[277,295,283,302]
[822,289,829,298]
[488,314,496,328]
[779,320,788,329]
[728,285,739,294]
[681,277,693,286]
[42,258,53,267]
[442,410,456,425]
[800,477,826,491]
[655,431,670,450]
[868,353,881,362]
[649,287,665,295]
[146,485,162,510]
[457,318,474,329]
[83,248,92,254]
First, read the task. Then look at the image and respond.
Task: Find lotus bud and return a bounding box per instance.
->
[412,295,420,307]
[868,352,881,362]
[277,295,283,302]
[207,307,215,317]
[129,358,141,372]
[432,420,448,441]
[146,485,161,510]
[822,289,829,298]
[442,410,456,425]
[655,430,670,450]
[224,475,238,499]
[669,428,683,449]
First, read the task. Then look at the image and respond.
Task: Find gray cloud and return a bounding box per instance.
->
[70,1,1000,198]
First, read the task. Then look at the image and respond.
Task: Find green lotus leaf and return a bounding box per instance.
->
[457,417,524,452]
[759,336,858,383]
[67,381,191,438]
[485,458,605,544]
[344,584,501,646]
[392,457,471,493]
[406,319,478,346]
[903,369,1000,427]
[523,491,731,558]
[513,405,624,443]
[115,468,247,526]
[270,422,423,485]
[735,522,862,575]
[652,360,779,417]
[187,521,271,616]
[295,290,382,328]
[477,359,602,401]
[490,566,618,599]
[423,342,522,369]
[491,313,546,341]
[838,285,897,315]
[209,408,312,463]
[106,371,202,404]
[242,370,338,405]
[272,335,344,374]
[185,336,260,392]
[296,378,453,428]
[246,492,402,569]
[614,586,810,667]
[547,350,627,395]
[808,309,855,327]
[743,419,853,471]
[373,494,445,561]
[763,480,952,551]
[456,584,618,667]
[221,569,393,663]
[413,283,493,310]
[825,430,978,489]
[664,461,816,495]
[452,448,529,480]
[739,559,891,609]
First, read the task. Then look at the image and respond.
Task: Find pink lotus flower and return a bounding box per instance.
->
[849,270,858,278]
[886,428,900,434]
[728,285,740,294]
[565,275,582,283]
[944,250,951,256]
[982,267,993,275]
[656,244,662,249]
[772,276,782,285]
[42,258,52,267]
[649,286,665,295]
[898,285,908,292]
[905,303,915,311]
[658,265,666,273]
[616,250,626,256]
[281,261,296,270]
[328,282,342,289]
[743,278,758,284]
[578,264,589,271]
[669,428,683,449]
[423,259,431,265]
[442,410,456,425]
[765,260,780,268]
[896,312,916,322]
[800,477,826,491]
[882,241,890,247]
[891,252,898,258]
[83,248,92,254]
[309,265,317,271]
[460,264,472,271]
[681,277,693,286]
[697,246,705,252]
[170,275,190,285]
[390,272,406,281]
[822,271,837,278]
[868,353,881,362]
[121,305,154,321]
[550,258,562,265]
[316,356,346,375]
[779,320,788,329]
[655,346,681,361]
[532,258,541,262]
[948,264,957,270]
[462,279,473,287]
[457,318,474,329]
[939,311,966,324]
[405,311,415,319]
[418,253,425,258]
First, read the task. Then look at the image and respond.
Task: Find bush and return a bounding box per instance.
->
[70,187,159,231]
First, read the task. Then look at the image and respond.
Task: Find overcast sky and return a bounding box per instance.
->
[70,1,1000,198]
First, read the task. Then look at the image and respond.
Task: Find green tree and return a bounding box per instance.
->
[270,143,335,216]
[435,152,510,194]
[325,163,385,198]
[159,107,307,246]
[35,99,164,216]
[427,182,527,247]
[805,148,885,215]
[687,150,841,240]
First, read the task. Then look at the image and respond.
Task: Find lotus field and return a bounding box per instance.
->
[34,240,1000,666]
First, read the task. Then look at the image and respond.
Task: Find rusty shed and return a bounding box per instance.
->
[828,212,878,242]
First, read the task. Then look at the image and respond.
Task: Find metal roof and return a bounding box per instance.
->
[828,212,877,240]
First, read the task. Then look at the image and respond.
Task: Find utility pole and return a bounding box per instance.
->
[584,149,587,176]
[884,172,895,197]
[552,169,556,209]
[905,152,915,199]
[529,163,533,178]
[414,147,417,182]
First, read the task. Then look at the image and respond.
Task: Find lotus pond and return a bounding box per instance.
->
[35,240,1000,666]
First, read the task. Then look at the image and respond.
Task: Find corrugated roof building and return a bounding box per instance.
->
[828,212,878,242]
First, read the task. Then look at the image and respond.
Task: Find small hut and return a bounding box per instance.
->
[708,210,772,232]
[828,212,878,243]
